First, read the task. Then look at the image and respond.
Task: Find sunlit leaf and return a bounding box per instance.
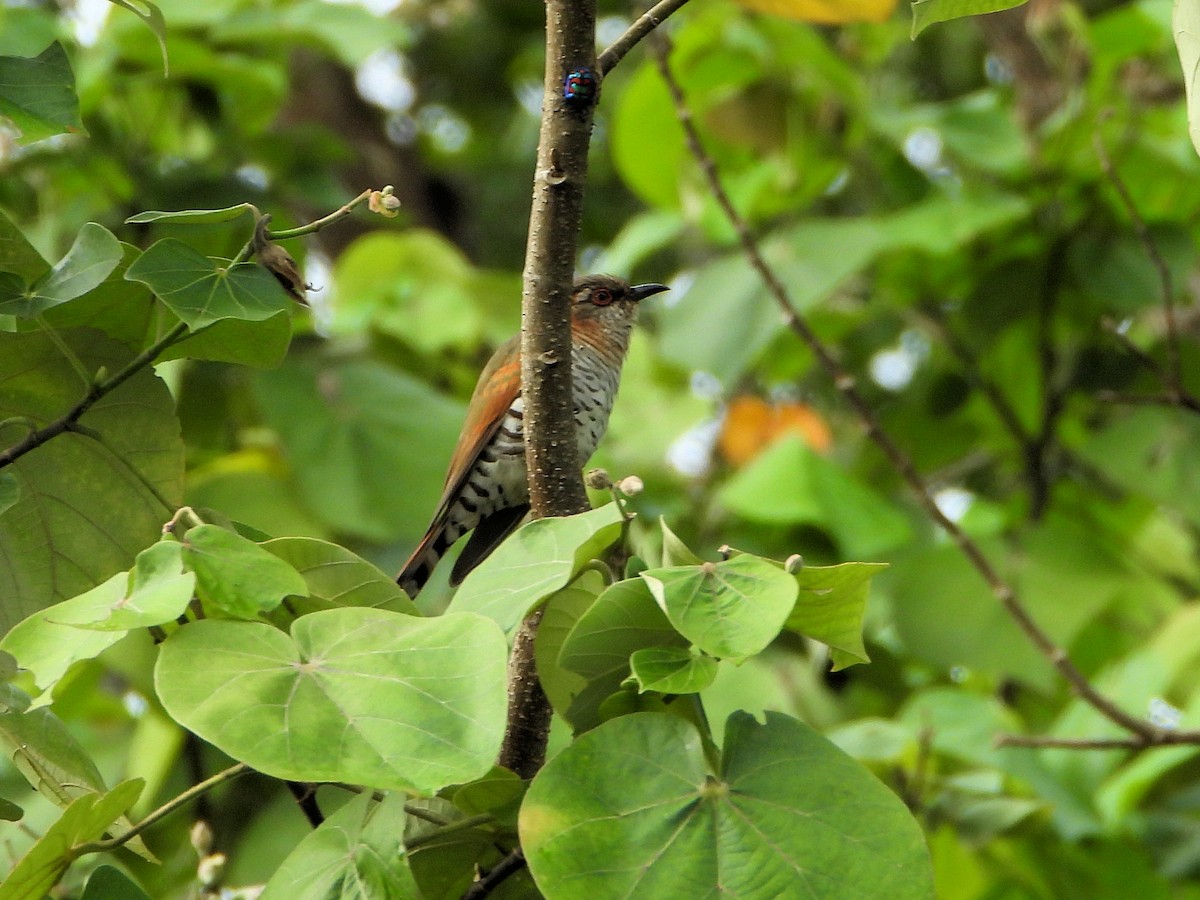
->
[262,536,419,616]
[181,524,308,618]
[1178,0,1200,160]
[521,712,933,899]
[788,561,887,669]
[156,608,507,793]
[641,555,797,659]
[125,204,256,225]
[450,504,625,634]
[0,779,142,900]
[628,646,718,694]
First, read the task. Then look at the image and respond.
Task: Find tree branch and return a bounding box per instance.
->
[597,0,694,76]
[463,848,527,900]
[652,36,1165,743]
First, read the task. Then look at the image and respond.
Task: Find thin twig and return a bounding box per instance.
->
[462,848,527,900]
[1094,133,1181,387]
[268,188,375,240]
[597,0,694,75]
[74,763,248,856]
[653,37,1166,744]
[406,813,494,851]
[1097,390,1200,414]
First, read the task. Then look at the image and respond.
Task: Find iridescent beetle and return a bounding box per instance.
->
[563,68,599,106]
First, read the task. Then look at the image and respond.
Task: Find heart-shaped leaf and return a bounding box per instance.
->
[125,238,289,329]
[521,712,933,899]
[155,608,507,793]
[262,536,418,616]
[628,647,717,694]
[640,555,797,659]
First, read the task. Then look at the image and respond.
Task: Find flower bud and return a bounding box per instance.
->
[584,468,611,490]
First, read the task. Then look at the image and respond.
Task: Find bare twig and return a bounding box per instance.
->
[652,37,1167,744]
[597,0,693,75]
[996,730,1200,749]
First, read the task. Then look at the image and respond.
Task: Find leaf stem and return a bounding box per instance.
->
[73,763,248,857]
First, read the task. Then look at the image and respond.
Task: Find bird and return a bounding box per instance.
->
[397,274,669,598]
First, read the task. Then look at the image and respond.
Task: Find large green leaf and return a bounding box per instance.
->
[534,571,604,716]
[254,354,465,542]
[155,608,507,793]
[0,210,50,281]
[640,555,797,659]
[521,712,933,899]
[0,689,108,806]
[0,224,122,317]
[124,238,290,330]
[0,779,143,900]
[0,42,82,143]
[259,792,416,900]
[157,311,292,369]
[0,328,184,633]
[80,866,151,900]
[450,503,626,634]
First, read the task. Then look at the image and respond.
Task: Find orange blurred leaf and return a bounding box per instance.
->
[736,0,897,23]
[719,396,832,467]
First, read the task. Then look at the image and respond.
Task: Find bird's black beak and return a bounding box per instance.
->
[629,282,670,302]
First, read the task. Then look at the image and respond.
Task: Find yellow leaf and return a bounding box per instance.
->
[736,0,897,24]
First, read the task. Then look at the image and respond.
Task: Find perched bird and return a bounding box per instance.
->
[397,274,668,598]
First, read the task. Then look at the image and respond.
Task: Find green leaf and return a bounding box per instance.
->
[911,0,1030,37]
[628,647,718,694]
[558,578,687,732]
[80,866,151,900]
[718,436,912,557]
[0,471,17,514]
[1177,0,1200,160]
[534,571,604,716]
[259,792,417,900]
[444,765,525,820]
[0,797,21,821]
[157,311,292,369]
[0,328,184,632]
[182,524,308,618]
[640,555,797,659]
[0,700,107,805]
[0,224,122,317]
[787,561,887,670]
[155,608,507,793]
[0,42,83,144]
[0,573,131,697]
[124,238,289,330]
[450,504,626,634]
[521,712,933,899]
[262,536,419,616]
[125,204,256,225]
[65,540,195,632]
[0,779,143,900]
[35,243,155,348]
[254,355,466,542]
[660,516,703,567]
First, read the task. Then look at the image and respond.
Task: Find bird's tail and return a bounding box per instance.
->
[397,526,454,599]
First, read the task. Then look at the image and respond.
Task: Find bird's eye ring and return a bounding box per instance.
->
[592,288,613,306]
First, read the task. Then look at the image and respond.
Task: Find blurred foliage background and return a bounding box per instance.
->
[5,0,1200,895]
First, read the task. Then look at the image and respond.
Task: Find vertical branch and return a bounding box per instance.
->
[502,0,599,779]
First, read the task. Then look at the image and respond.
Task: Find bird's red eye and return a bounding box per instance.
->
[591,288,613,306]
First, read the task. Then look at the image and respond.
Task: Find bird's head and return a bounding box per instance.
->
[570,274,669,329]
